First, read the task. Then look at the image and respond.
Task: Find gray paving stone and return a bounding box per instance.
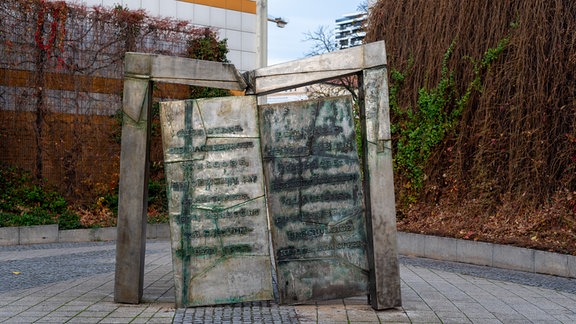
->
[1,240,575,323]
[470,319,503,324]
[404,310,442,322]
[440,318,473,324]
[400,256,576,294]
[553,314,576,323]
[6,316,43,323]
[100,317,138,323]
[131,319,154,324]
[35,316,72,323]
[493,313,530,322]
[147,318,176,323]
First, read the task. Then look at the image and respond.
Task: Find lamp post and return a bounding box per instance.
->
[257,0,288,70]
[268,17,288,28]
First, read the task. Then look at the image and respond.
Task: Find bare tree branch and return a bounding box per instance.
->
[303,25,358,101]
[303,25,337,57]
[357,1,369,13]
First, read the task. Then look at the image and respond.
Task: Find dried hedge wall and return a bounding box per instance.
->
[0,0,222,204]
[367,0,575,253]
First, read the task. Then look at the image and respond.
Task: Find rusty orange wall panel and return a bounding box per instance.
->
[0,68,122,95]
[177,0,257,14]
[0,110,121,199]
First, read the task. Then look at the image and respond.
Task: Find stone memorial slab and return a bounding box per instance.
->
[117,43,400,309]
[259,96,370,304]
[160,96,273,307]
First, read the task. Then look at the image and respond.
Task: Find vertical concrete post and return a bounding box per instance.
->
[256,0,268,69]
[114,54,153,304]
[359,67,402,310]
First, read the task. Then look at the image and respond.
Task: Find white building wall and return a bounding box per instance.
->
[67,0,263,72]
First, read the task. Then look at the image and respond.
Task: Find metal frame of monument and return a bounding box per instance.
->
[114,40,401,310]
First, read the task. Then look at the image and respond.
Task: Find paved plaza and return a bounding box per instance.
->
[0,240,575,323]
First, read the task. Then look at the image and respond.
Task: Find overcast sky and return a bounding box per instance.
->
[267,0,365,66]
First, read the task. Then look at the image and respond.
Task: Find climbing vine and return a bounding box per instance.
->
[1,0,230,227]
[34,0,68,67]
[391,38,509,202]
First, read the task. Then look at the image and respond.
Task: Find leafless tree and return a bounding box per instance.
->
[357,0,370,13]
[303,25,338,56]
[303,26,358,102]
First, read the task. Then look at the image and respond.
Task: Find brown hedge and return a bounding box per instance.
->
[366,0,576,254]
[367,0,575,203]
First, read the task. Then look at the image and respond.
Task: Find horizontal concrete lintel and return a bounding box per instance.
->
[254,41,386,78]
[125,52,247,90]
[125,42,388,94]
[251,69,361,95]
[250,41,387,94]
[151,77,245,91]
[150,55,246,89]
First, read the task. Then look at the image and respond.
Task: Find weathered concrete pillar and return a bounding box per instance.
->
[114,54,153,304]
[359,66,402,310]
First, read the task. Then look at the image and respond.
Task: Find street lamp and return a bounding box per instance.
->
[268,17,288,28]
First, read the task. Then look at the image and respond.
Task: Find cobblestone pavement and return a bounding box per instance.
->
[0,241,175,323]
[173,301,299,324]
[1,240,575,323]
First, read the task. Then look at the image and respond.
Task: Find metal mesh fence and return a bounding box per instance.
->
[0,0,212,202]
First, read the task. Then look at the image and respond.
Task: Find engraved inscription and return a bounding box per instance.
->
[286,220,354,241]
[160,97,272,307]
[192,193,250,204]
[270,173,358,191]
[171,141,254,154]
[279,191,353,206]
[174,208,260,224]
[260,96,369,303]
[182,158,250,171]
[277,240,365,261]
[176,244,253,258]
[183,226,253,240]
[182,125,244,137]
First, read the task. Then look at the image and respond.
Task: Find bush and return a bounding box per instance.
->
[58,210,82,230]
[0,163,80,228]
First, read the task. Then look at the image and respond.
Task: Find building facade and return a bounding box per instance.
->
[73,0,267,71]
[335,12,367,50]
[0,0,268,197]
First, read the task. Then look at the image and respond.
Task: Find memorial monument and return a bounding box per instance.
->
[115,41,402,310]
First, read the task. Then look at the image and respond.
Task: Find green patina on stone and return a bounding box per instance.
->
[259,96,370,304]
[160,96,273,308]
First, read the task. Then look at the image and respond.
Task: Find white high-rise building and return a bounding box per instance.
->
[335,12,367,50]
